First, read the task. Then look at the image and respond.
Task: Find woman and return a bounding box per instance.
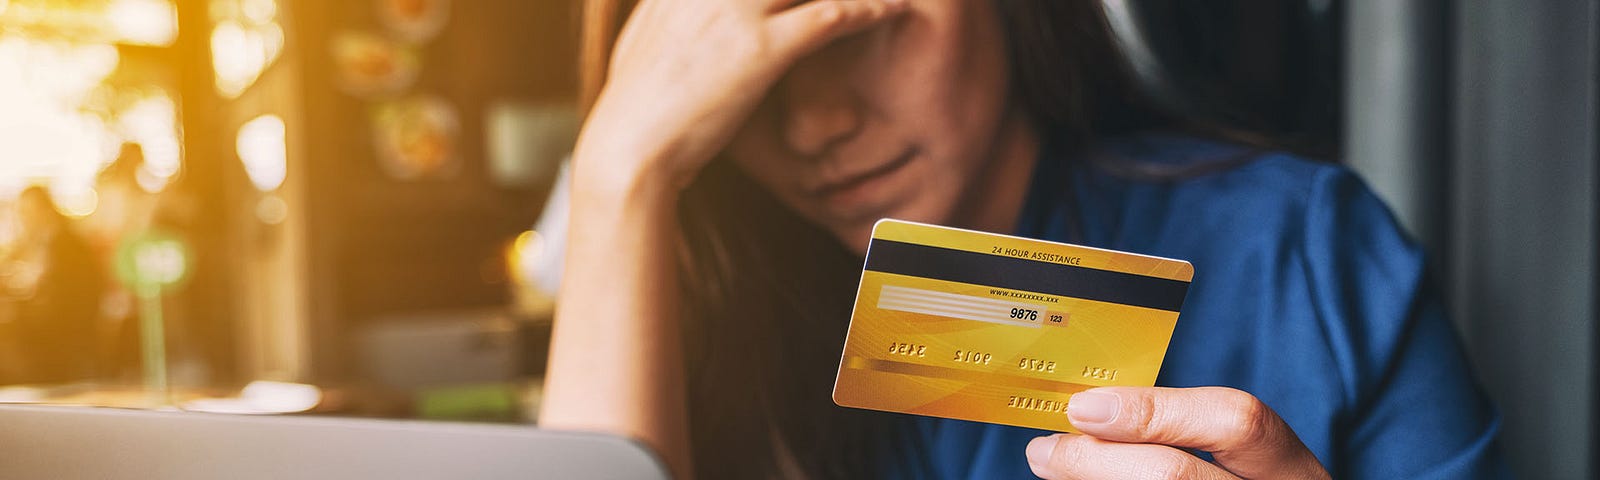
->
[541,0,1506,478]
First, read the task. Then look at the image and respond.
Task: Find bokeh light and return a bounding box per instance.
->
[237,114,287,191]
[117,91,184,193]
[50,186,97,218]
[255,193,288,224]
[511,229,545,282]
[210,0,283,98]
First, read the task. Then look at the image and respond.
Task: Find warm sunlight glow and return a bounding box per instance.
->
[0,38,119,197]
[108,0,178,46]
[181,381,323,414]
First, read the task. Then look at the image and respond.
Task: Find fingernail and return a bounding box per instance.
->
[1067,391,1119,424]
[1025,435,1058,465]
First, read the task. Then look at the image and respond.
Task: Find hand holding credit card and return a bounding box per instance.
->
[833,219,1193,432]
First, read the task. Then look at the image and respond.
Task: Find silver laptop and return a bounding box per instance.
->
[0,404,667,480]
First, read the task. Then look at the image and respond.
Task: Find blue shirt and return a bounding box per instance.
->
[888,135,1507,479]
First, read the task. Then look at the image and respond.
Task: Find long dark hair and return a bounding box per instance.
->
[578,1,1172,477]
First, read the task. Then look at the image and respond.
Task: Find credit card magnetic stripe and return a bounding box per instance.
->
[877,285,1047,329]
[863,239,1188,312]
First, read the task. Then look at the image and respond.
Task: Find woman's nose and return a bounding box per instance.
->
[778,57,864,158]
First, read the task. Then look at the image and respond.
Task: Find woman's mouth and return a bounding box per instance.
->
[808,147,918,211]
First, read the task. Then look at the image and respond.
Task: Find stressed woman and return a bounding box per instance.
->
[540,1,1506,479]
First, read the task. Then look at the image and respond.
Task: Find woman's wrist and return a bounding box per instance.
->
[569,137,686,215]
[569,104,707,206]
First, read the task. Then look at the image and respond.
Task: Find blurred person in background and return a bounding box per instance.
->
[0,197,22,382]
[0,186,105,385]
[541,0,1506,478]
[86,143,159,247]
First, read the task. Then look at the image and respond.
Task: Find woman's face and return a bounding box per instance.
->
[725,0,1035,253]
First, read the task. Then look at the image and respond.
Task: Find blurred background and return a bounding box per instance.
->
[0,0,1592,478]
[0,0,576,424]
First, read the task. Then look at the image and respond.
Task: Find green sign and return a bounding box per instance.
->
[112,228,190,406]
[114,229,191,292]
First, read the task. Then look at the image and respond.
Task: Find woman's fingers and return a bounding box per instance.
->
[1065,386,1330,479]
[766,0,907,61]
[1026,433,1238,480]
[587,0,906,177]
[1026,387,1328,479]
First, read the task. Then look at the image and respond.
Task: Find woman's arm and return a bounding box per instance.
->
[539,1,908,478]
[541,152,690,475]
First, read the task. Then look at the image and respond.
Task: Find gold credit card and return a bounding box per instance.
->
[832,219,1193,432]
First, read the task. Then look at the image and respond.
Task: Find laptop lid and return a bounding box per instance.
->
[0,404,667,480]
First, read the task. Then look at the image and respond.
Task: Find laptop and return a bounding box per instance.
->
[0,404,668,480]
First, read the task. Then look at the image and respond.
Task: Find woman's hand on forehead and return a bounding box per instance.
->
[578,0,908,190]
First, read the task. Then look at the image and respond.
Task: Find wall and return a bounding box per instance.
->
[1346,1,1598,477]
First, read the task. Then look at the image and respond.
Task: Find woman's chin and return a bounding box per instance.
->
[828,206,941,257]
[840,229,872,256]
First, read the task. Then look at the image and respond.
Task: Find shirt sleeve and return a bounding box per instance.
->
[1302,167,1509,479]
